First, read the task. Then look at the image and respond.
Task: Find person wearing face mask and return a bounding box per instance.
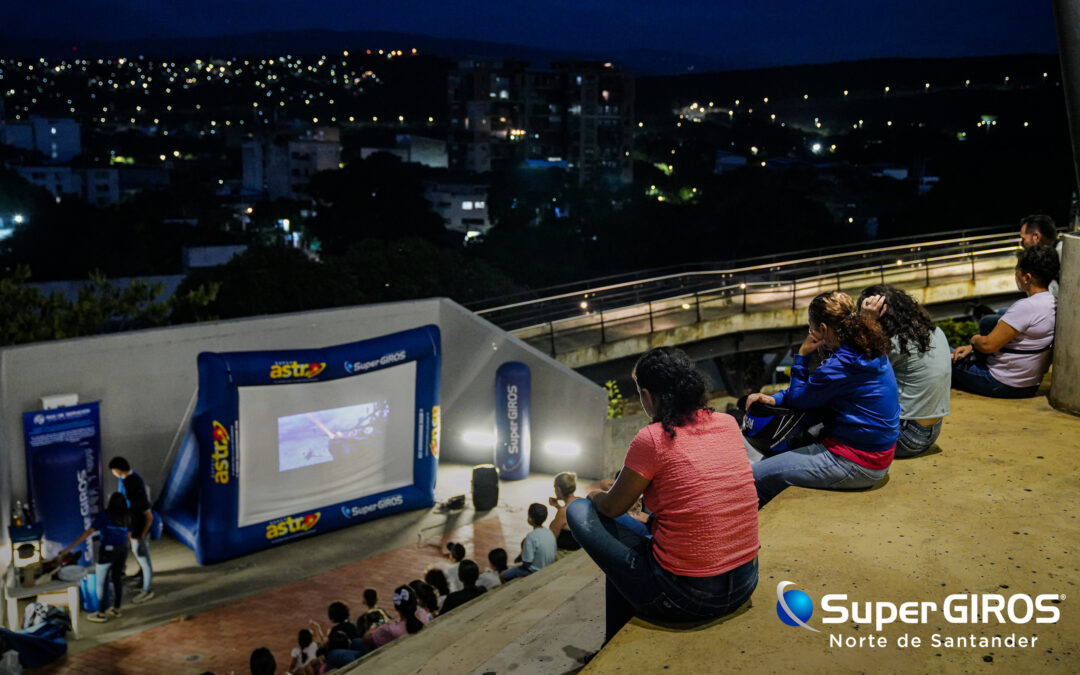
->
[952,246,1058,399]
[745,290,899,509]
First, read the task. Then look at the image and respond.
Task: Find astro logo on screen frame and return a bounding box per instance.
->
[211,421,231,484]
[265,511,322,539]
[269,361,326,380]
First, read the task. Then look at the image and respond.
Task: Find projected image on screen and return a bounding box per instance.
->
[277,401,390,472]
[236,361,416,528]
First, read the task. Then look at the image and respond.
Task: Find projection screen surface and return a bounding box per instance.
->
[236,361,417,527]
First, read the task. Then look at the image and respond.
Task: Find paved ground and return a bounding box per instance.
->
[31,465,566,675]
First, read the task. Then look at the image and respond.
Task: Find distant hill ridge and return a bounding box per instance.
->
[0,28,1059,80]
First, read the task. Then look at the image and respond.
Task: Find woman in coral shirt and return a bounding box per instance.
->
[567,347,760,643]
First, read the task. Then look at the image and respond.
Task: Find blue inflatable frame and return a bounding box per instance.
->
[158,326,441,565]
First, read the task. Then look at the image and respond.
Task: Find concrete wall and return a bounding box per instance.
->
[1051,233,1080,415]
[0,298,607,551]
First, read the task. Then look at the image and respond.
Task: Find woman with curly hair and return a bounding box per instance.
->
[566,346,759,643]
[952,246,1058,398]
[857,285,951,457]
[746,290,899,508]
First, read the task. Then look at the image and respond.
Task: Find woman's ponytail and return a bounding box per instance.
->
[810,291,890,357]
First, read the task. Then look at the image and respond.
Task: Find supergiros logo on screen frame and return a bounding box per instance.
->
[265,512,322,540]
[269,361,326,380]
[211,421,230,484]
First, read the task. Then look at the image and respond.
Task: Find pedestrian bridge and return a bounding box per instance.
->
[470,227,1022,370]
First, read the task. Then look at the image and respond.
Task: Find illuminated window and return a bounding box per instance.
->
[462,201,474,210]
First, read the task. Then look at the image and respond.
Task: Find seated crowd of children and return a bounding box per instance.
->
[246,502,559,674]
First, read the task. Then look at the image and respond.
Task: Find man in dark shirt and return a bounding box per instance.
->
[108,456,155,603]
[438,560,487,615]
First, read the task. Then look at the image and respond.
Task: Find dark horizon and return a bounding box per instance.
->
[0,0,1059,71]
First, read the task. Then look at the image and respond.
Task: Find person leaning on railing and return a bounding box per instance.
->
[952,246,1059,399]
[858,285,951,457]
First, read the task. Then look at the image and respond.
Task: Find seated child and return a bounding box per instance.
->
[501,503,557,581]
[478,548,507,590]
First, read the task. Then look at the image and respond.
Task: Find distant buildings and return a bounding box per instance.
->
[448,60,634,186]
[360,134,448,168]
[17,166,120,206]
[424,181,491,238]
[0,115,82,162]
[241,127,342,201]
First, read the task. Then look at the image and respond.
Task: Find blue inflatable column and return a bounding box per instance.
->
[32,443,95,563]
[495,362,531,480]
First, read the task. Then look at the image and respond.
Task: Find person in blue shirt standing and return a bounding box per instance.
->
[108,456,155,603]
[746,291,900,509]
[55,492,131,622]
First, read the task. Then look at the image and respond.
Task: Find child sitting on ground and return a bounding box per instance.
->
[289,629,318,674]
[444,542,466,593]
[501,503,558,581]
[439,560,487,615]
[478,548,507,590]
[425,569,450,610]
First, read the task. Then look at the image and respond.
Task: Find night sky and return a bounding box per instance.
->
[1,0,1060,69]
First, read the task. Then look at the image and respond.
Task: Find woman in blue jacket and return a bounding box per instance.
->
[746,291,900,508]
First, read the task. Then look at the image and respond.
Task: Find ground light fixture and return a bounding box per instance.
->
[544,441,581,456]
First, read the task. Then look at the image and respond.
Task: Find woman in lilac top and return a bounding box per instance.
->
[952,246,1059,398]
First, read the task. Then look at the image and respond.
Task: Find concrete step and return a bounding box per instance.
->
[340,551,604,675]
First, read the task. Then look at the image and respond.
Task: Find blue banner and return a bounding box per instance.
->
[21,403,103,562]
[495,362,531,480]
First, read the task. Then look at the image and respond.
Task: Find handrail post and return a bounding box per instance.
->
[695,292,701,323]
[648,301,654,333]
[971,253,976,281]
[549,321,556,356]
[924,257,930,287]
[742,282,748,313]
[599,309,606,344]
[791,279,797,310]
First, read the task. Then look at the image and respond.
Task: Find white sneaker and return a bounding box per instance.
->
[86,612,109,623]
[132,590,155,604]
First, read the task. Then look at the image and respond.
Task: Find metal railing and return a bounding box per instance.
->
[472,226,1022,357]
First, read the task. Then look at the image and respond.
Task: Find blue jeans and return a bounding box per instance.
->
[133,538,153,592]
[327,649,364,668]
[501,563,534,581]
[895,419,942,457]
[565,499,758,642]
[978,311,1005,337]
[951,356,1040,399]
[752,442,889,509]
[95,546,127,610]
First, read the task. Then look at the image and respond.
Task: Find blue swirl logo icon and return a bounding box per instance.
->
[776,581,818,631]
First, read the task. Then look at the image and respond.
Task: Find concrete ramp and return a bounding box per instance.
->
[584,389,1080,674]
